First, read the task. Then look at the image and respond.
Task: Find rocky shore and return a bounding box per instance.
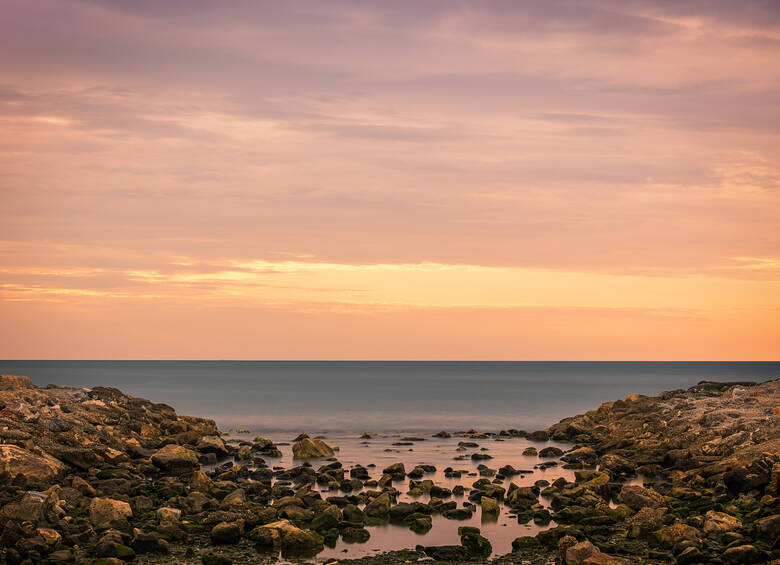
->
[0,374,778,564]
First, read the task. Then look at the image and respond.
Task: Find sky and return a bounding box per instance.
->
[1,0,779,360]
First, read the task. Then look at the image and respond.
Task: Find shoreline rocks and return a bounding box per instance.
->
[0,373,778,564]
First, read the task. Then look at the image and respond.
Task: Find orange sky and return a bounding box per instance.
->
[1,1,779,359]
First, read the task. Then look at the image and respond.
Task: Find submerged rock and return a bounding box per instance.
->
[292,437,334,459]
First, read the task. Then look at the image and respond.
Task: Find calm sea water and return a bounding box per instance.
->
[2,361,778,433]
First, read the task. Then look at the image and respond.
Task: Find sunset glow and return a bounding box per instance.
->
[1,1,778,359]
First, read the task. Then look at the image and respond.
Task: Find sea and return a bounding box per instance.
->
[2,360,777,560]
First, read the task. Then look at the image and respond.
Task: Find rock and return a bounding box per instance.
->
[421,545,470,561]
[72,475,97,495]
[157,506,182,523]
[755,514,780,540]
[197,435,229,456]
[341,526,371,543]
[382,462,405,476]
[433,430,452,438]
[703,510,741,534]
[365,492,391,517]
[618,484,665,510]
[37,527,61,546]
[251,520,322,552]
[151,444,200,473]
[292,437,334,458]
[481,495,499,514]
[562,446,598,466]
[676,546,707,565]
[652,523,700,548]
[460,529,492,557]
[2,490,49,521]
[565,540,629,564]
[599,454,636,476]
[0,445,65,484]
[219,488,246,509]
[628,506,664,537]
[722,544,767,564]
[522,447,538,456]
[190,469,215,492]
[538,446,564,457]
[130,529,168,554]
[0,374,33,390]
[210,521,242,544]
[724,457,774,493]
[90,497,133,527]
[512,536,539,550]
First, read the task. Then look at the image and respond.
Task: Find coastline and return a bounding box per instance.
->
[0,374,778,564]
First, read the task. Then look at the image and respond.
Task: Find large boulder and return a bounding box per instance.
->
[251,519,322,553]
[151,444,200,473]
[292,437,334,459]
[2,491,50,521]
[618,485,665,510]
[0,374,33,390]
[196,436,229,456]
[0,445,65,484]
[365,492,391,517]
[90,497,133,527]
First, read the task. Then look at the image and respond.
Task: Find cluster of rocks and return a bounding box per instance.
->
[1,373,778,565]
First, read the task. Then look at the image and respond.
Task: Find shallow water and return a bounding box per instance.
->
[225,430,627,561]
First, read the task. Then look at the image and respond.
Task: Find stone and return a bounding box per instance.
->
[652,523,700,548]
[562,446,598,466]
[0,445,65,484]
[433,430,452,438]
[219,488,246,509]
[703,510,741,534]
[292,437,334,459]
[151,444,200,473]
[565,540,630,565]
[421,545,470,561]
[722,544,767,564]
[197,435,229,456]
[460,530,492,557]
[365,492,391,517]
[481,495,499,514]
[90,497,133,527]
[539,446,564,457]
[251,520,323,552]
[755,514,780,540]
[202,554,233,565]
[618,484,665,510]
[628,506,663,537]
[0,374,33,390]
[2,490,49,521]
[210,521,242,544]
[156,506,182,523]
[522,447,538,456]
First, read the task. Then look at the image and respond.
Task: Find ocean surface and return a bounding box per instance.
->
[2,361,778,433]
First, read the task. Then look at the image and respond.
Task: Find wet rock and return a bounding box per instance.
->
[210,521,242,545]
[156,506,182,523]
[628,506,664,537]
[522,447,538,456]
[292,436,334,459]
[481,496,499,514]
[130,528,168,554]
[342,526,371,543]
[724,456,774,493]
[562,446,598,466]
[539,446,564,457]
[703,510,741,534]
[433,430,451,438]
[755,513,780,540]
[619,484,665,510]
[365,492,391,517]
[251,519,323,552]
[382,462,405,477]
[564,540,630,564]
[2,490,49,521]
[89,497,133,527]
[420,545,470,561]
[721,544,767,564]
[460,527,492,557]
[0,444,65,484]
[197,435,229,456]
[652,523,700,548]
[151,444,200,473]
